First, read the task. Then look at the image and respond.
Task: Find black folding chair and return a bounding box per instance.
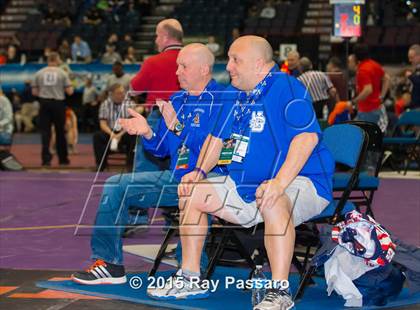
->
[294,124,369,300]
[206,124,368,286]
[382,110,420,174]
[333,121,384,217]
[148,206,180,277]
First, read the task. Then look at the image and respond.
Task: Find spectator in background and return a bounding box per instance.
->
[0,49,6,65]
[97,0,124,23]
[112,0,126,22]
[126,2,140,28]
[135,0,151,15]
[10,89,22,116]
[225,27,240,56]
[50,107,78,154]
[6,45,20,64]
[407,44,420,109]
[71,35,92,63]
[123,46,138,64]
[284,50,300,77]
[14,81,39,133]
[206,35,221,57]
[0,86,14,146]
[82,77,99,132]
[58,39,72,63]
[106,61,131,91]
[366,1,378,26]
[260,0,276,19]
[38,47,52,63]
[93,83,136,171]
[347,53,358,99]
[118,34,133,56]
[248,4,259,17]
[394,69,412,117]
[350,44,390,132]
[106,33,120,50]
[326,56,348,101]
[65,107,78,154]
[83,7,103,25]
[42,5,59,24]
[101,44,122,64]
[298,57,338,119]
[42,5,71,27]
[7,34,21,50]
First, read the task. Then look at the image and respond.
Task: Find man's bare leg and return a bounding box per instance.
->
[179,182,224,274]
[259,195,295,281]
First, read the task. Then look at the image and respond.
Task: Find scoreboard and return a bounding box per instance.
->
[331,0,364,38]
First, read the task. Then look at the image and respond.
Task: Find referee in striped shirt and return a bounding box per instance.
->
[298,57,339,119]
[93,83,136,171]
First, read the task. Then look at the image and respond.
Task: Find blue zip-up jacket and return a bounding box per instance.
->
[142,79,227,181]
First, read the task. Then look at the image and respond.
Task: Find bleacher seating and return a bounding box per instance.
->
[171,0,244,38]
[10,0,141,61]
[363,0,419,63]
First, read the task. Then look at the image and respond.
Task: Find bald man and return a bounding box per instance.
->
[286,50,301,77]
[72,44,226,285]
[147,36,334,309]
[130,18,183,107]
[130,19,183,190]
[408,44,420,109]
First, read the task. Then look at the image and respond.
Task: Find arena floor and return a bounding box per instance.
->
[1,133,419,309]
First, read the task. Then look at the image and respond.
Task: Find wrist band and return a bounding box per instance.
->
[194,167,207,179]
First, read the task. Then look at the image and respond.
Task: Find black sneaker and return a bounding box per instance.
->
[59,159,70,166]
[71,259,127,285]
[254,288,294,310]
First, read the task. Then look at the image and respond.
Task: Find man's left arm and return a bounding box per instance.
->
[256,132,319,210]
[328,86,339,102]
[324,73,339,102]
[351,69,373,105]
[380,73,391,100]
[352,84,372,105]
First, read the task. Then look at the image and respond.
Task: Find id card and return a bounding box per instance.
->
[231,133,249,163]
[175,145,190,169]
[218,133,249,165]
[218,138,236,165]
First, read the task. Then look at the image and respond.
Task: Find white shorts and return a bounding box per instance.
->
[206,175,329,228]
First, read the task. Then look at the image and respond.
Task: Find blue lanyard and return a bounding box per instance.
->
[179,79,215,126]
[233,65,279,134]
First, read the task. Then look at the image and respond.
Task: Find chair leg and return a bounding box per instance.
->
[291,255,306,278]
[302,246,312,271]
[231,231,257,271]
[294,265,316,301]
[365,190,376,218]
[204,228,231,280]
[148,226,178,277]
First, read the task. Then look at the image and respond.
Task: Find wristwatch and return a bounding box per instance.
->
[172,121,184,135]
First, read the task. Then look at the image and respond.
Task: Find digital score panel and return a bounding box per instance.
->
[334,4,362,37]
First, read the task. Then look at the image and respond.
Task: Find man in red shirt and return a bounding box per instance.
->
[130,18,183,107]
[350,44,390,132]
[129,18,183,171]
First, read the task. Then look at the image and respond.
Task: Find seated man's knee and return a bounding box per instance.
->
[179,188,213,214]
[104,173,133,194]
[260,195,292,221]
[105,174,124,185]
